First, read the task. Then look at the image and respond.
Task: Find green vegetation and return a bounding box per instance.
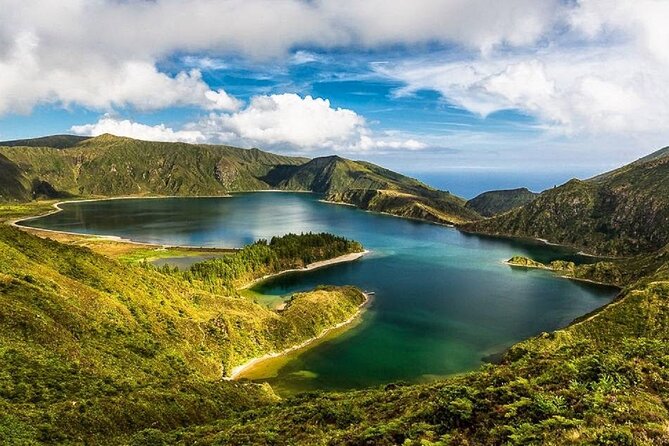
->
[465,187,538,217]
[280,155,479,224]
[0,225,365,444]
[329,188,480,225]
[465,146,669,256]
[179,232,363,291]
[0,134,306,198]
[0,134,481,225]
[0,200,57,222]
[0,153,29,201]
[117,247,233,264]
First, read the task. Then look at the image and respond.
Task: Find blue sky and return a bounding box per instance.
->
[1,0,668,180]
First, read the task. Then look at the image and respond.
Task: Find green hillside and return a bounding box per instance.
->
[464,146,669,256]
[2,139,669,444]
[0,227,365,443]
[0,134,481,225]
[466,187,538,217]
[0,134,307,197]
[0,153,28,201]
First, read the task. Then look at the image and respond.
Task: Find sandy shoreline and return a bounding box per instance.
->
[9,196,243,249]
[225,290,371,380]
[240,250,369,289]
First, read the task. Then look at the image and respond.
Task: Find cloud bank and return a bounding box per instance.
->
[3,0,669,163]
[376,0,669,136]
[71,117,206,144]
[0,0,560,115]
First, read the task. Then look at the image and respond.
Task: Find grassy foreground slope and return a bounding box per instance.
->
[0,226,365,444]
[0,134,481,225]
[464,146,669,256]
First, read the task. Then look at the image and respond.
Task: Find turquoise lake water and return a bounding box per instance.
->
[22,193,618,394]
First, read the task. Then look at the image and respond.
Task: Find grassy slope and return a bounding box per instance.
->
[507,244,669,287]
[464,147,669,256]
[465,187,538,217]
[0,153,28,201]
[0,226,365,444]
[0,134,307,197]
[122,147,669,444]
[0,135,481,225]
[9,138,669,444]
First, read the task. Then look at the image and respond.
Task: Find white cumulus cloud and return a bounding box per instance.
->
[377,3,669,136]
[71,116,205,144]
[191,93,426,152]
[201,94,366,149]
[5,0,669,166]
[0,0,562,115]
[72,94,427,153]
[0,31,241,115]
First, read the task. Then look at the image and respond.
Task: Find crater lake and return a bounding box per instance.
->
[21,193,618,394]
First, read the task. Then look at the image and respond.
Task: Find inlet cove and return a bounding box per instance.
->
[21,192,618,394]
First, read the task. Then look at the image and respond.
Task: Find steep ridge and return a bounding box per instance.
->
[464,146,669,256]
[276,156,479,224]
[0,134,481,224]
[465,187,538,217]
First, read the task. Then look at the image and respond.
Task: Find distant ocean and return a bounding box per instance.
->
[407,169,602,199]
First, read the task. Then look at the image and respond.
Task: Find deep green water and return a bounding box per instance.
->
[22,193,618,394]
